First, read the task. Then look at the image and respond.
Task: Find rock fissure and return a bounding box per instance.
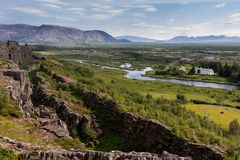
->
[32,67,224,160]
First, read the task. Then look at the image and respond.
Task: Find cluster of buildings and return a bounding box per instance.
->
[195,68,215,75]
[165,65,215,76]
[120,63,132,69]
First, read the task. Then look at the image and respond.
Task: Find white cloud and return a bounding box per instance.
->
[56,16,77,22]
[90,4,127,20]
[227,13,240,24]
[91,14,113,20]
[9,7,49,17]
[91,9,125,20]
[67,8,85,12]
[37,0,70,6]
[215,2,226,8]
[0,15,7,22]
[42,3,62,9]
[167,18,175,24]
[133,13,146,18]
[143,6,157,12]
[0,15,6,19]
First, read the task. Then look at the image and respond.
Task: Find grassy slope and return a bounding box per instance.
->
[0,116,54,146]
[37,58,240,158]
[185,104,240,128]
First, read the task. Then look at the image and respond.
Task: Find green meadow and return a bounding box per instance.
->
[185,104,240,128]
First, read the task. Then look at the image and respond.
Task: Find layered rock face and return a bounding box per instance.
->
[31,74,102,139]
[0,136,188,160]
[0,62,70,141]
[0,62,32,112]
[0,41,33,69]
[22,150,187,160]
[79,91,224,160]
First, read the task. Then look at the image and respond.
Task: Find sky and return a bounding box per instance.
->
[1,0,240,39]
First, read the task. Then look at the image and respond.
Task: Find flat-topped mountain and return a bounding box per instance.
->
[166,35,240,43]
[0,24,123,44]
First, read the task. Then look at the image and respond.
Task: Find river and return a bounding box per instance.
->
[62,59,239,90]
[125,67,239,90]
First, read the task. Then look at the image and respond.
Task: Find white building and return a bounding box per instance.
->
[195,68,215,75]
[120,63,132,69]
[179,66,186,72]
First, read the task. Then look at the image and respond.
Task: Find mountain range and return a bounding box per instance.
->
[115,36,157,43]
[165,35,240,44]
[0,24,125,44]
[1,24,240,44]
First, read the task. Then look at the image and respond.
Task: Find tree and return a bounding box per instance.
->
[229,119,240,135]
[219,63,224,76]
[189,65,196,75]
[223,63,232,77]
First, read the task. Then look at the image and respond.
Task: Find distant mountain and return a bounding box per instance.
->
[166,35,240,43]
[116,36,157,43]
[0,24,124,44]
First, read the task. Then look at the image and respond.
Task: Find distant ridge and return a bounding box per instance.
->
[0,24,126,44]
[165,35,240,43]
[116,35,157,43]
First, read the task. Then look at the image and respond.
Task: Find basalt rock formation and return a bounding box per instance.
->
[0,41,33,69]
[0,61,32,113]
[35,65,224,160]
[0,136,188,160]
[78,90,224,160]
[31,74,102,139]
[0,42,70,142]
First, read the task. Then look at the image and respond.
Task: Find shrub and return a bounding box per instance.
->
[229,119,240,135]
[55,138,85,150]
[176,94,188,104]
[75,67,94,78]
[0,148,18,160]
[81,123,97,141]
[146,93,153,100]
[0,91,22,118]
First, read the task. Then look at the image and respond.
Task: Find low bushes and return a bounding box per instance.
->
[0,91,22,118]
[55,138,85,150]
[176,94,188,104]
[0,148,18,160]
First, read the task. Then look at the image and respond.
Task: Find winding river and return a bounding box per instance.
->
[125,67,239,90]
[63,59,239,90]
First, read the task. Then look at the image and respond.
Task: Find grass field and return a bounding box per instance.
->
[0,117,42,144]
[90,65,240,107]
[185,104,240,128]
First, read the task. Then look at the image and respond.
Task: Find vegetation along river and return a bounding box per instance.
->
[63,59,239,90]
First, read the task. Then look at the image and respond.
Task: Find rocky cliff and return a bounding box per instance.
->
[79,91,224,160]
[31,74,102,139]
[0,41,33,69]
[33,65,224,160]
[0,61,32,113]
